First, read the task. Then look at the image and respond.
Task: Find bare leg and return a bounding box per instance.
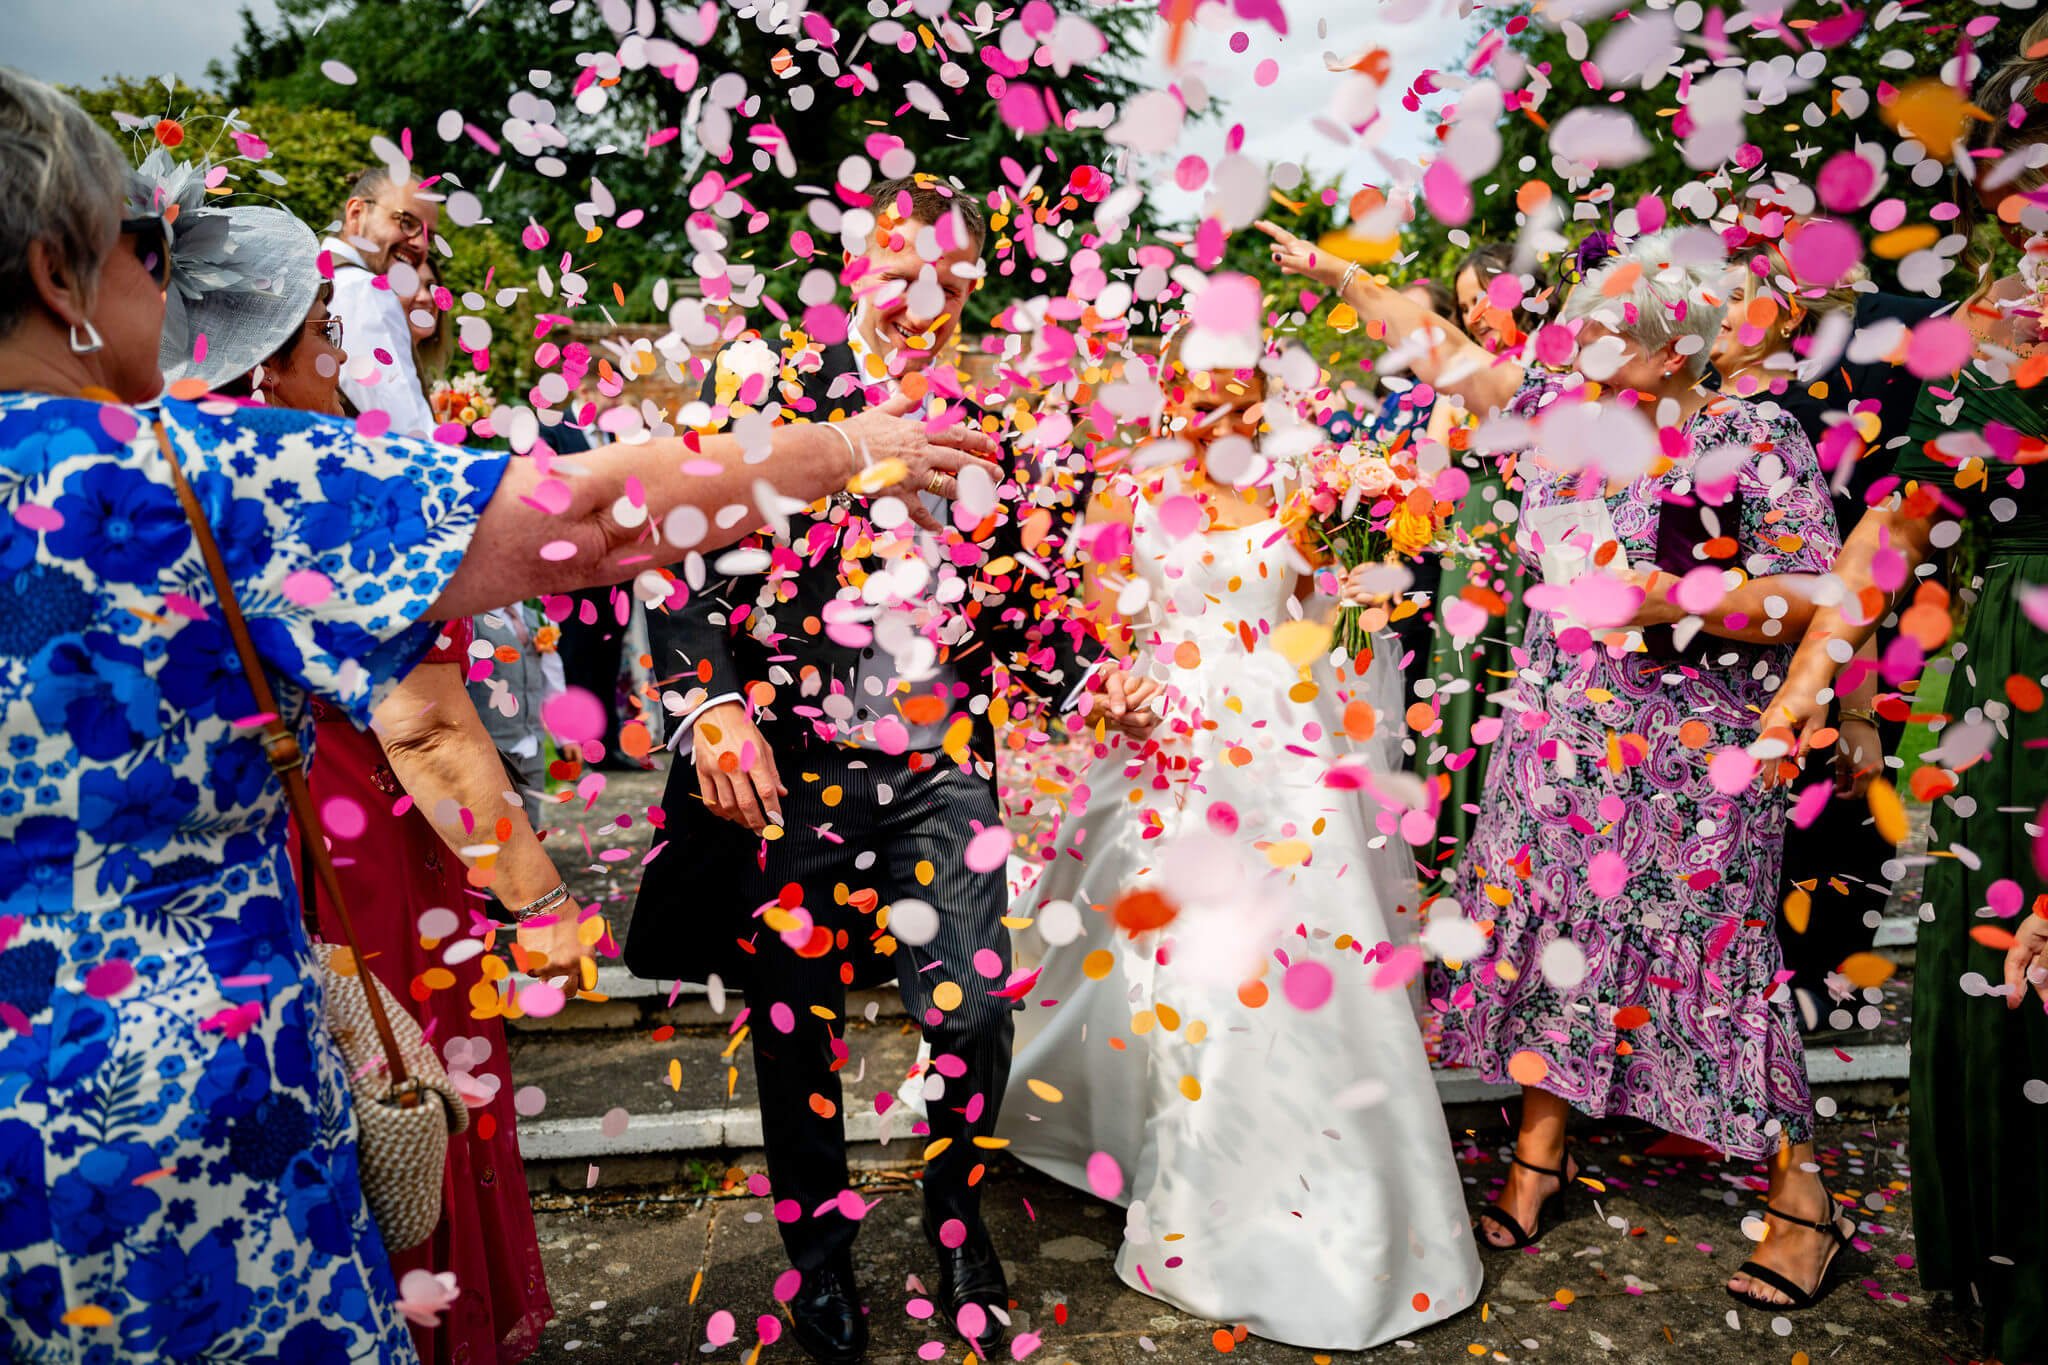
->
[1726,1140,1853,1305]
[1478,1087,1579,1248]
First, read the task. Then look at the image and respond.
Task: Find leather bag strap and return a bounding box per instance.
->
[152,417,413,1089]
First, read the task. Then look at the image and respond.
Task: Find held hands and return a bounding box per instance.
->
[515,898,596,989]
[693,700,786,833]
[2005,913,2048,1011]
[1757,647,1842,789]
[1338,564,1394,612]
[1254,220,1351,290]
[836,391,1002,533]
[1088,666,1163,741]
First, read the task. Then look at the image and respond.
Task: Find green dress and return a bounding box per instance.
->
[1424,447,1529,891]
[1902,371,2048,1362]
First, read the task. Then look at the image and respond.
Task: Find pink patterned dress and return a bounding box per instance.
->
[1430,385,1840,1160]
[295,619,555,1364]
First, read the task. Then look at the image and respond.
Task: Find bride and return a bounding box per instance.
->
[997,332,1483,1350]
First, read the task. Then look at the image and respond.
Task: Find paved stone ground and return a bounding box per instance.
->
[518,1118,1981,1365]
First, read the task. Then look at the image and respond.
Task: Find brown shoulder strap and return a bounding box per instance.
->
[152,417,412,1088]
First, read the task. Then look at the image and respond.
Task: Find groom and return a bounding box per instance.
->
[626,175,1157,1363]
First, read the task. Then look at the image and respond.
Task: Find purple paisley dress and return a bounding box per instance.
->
[1431,381,1839,1160]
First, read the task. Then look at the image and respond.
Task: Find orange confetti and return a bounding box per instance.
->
[1866,777,1908,845]
[1838,951,1897,989]
[619,722,653,758]
[1970,926,2018,952]
[2007,675,2044,712]
[1507,1050,1550,1085]
[1342,699,1378,741]
[1111,887,1178,935]
[1908,766,1958,802]
[1613,1005,1651,1030]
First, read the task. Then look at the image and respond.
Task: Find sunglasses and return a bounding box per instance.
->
[120,216,172,289]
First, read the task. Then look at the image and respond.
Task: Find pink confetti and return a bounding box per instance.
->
[83,960,135,999]
[541,686,607,743]
[1085,1151,1123,1200]
[1587,850,1628,898]
[281,569,332,607]
[517,981,566,1018]
[321,796,366,840]
[12,503,61,532]
[964,824,1011,874]
[1283,959,1334,1010]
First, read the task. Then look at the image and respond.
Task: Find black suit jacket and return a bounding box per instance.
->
[624,340,1100,984]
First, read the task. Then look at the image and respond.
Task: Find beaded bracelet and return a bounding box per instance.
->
[512,883,570,922]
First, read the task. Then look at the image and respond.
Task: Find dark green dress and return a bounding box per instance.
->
[1903,371,2048,1363]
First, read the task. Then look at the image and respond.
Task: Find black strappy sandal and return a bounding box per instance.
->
[1726,1188,1856,1312]
[1475,1146,1579,1251]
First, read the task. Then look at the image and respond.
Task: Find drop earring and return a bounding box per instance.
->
[68,320,104,354]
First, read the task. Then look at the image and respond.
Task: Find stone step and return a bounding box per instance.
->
[509,974,1913,1174]
[513,908,1923,1034]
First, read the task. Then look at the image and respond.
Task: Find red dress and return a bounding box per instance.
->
[292,619,554,1364]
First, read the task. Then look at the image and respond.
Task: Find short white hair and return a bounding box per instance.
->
[1557,230,1729,379]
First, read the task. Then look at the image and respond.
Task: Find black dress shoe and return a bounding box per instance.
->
[923,1214,1009,1358]
[787,1255,867,1365]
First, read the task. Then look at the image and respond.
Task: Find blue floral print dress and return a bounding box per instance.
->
[0,393,507,1363]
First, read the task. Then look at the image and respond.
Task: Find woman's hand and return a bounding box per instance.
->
[1338,563,1394,610]
[1758,645,1842,788]
[2004,913,2048,1010]
[516,901,593,988]
[1621,568,1683,628]
[1254,220,1351,290]
[837,392,1004,532]
[1832,716,1882,799]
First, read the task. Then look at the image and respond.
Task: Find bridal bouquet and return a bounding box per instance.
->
[429,372,498,427]
[1287,437,1448,656]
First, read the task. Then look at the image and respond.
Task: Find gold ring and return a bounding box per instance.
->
[925,473,951,496]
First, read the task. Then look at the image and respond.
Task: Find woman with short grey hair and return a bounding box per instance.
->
[0,67,993,1360]
[1262,224,1854,1309]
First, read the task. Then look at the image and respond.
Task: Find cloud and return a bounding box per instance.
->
[14,0,279,89]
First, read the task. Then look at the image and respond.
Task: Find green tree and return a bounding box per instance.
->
[71,77,544,391]
[1442,1,2027,286]
[213,0,1162,327]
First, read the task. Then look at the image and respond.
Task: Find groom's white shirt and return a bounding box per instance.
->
[320,236,436,438]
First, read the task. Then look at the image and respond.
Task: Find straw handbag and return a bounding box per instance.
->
[157,417,467,1253]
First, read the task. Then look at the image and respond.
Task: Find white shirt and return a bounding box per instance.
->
[321,236,437,438]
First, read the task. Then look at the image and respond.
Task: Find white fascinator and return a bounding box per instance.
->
[130,149,320,391]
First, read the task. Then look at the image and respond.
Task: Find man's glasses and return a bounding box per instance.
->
[120,216,172,289]
[384,204,425,239]
[308,316,343,348]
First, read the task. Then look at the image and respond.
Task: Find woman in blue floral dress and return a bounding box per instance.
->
[0,72,994,1362]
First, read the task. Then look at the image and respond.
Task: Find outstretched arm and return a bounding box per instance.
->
[370,660,594,986]
[1255,220,1526,414]
[428,394,1001,619]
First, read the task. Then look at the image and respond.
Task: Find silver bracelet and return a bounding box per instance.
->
[1335,260,1363,296]
[822,421,859,488]
[512,883,570,921]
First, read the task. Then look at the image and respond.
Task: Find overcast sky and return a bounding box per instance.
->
[15,0,1477,218]
[13,0,280,88]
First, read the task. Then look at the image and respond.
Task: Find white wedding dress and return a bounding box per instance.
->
[999,497,1482,1351]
